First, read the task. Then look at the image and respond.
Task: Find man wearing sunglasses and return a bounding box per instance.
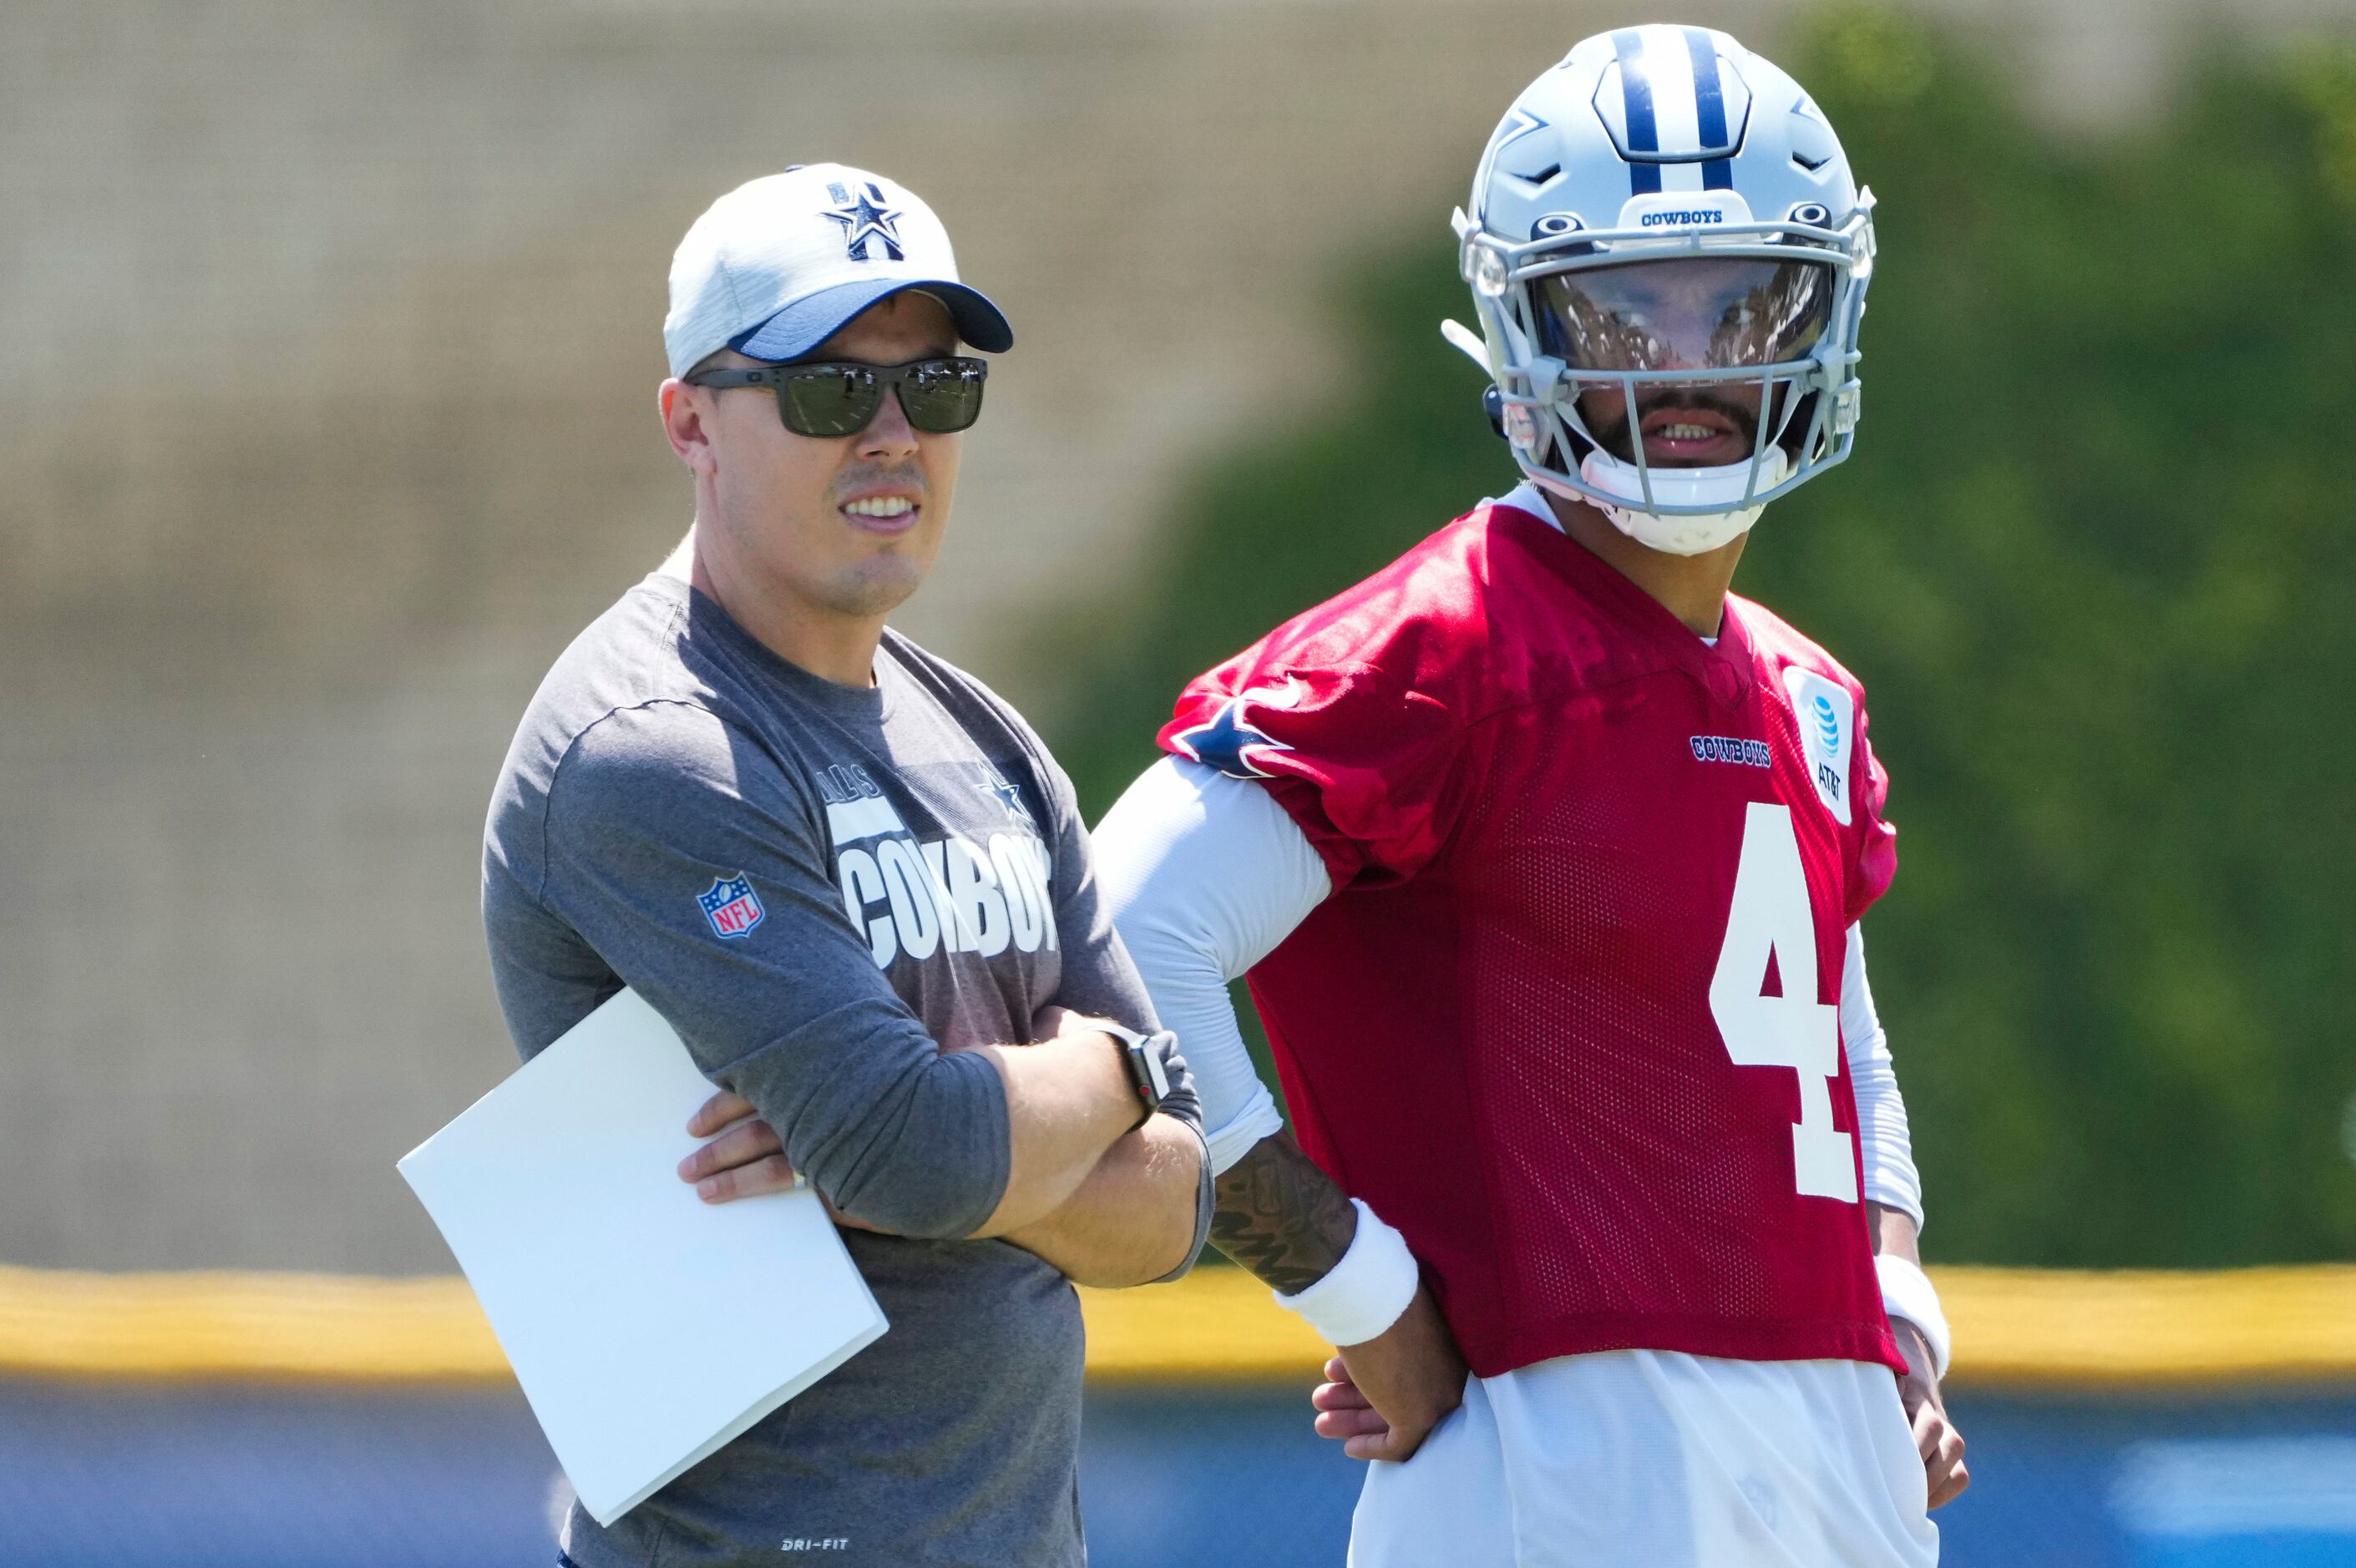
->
[484,164,1209,1568]
[1096,26,1963,1567]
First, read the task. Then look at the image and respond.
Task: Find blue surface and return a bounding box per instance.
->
[0,1380,558,1567]
[0,1378,2350,1565]
[1934,1392,2356,1568]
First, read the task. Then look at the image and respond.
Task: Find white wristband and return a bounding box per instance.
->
[1876,1253,1951,1380]
[1272,1199,1421,1348]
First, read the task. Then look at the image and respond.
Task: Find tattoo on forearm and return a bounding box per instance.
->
[1209,1133,1359,1295]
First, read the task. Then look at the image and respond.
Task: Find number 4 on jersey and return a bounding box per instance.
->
[1708,802,1858,1202]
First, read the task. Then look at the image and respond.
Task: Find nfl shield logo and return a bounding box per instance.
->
[697,873,765,940]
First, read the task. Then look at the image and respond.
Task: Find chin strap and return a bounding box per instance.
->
[1577,446,1790,556]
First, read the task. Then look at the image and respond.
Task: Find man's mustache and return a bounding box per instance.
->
[829,464,928,503]
[1588,393,1759,461]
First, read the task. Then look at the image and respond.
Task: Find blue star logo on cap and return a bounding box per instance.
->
[1171,680,1303,780]
[823,180,904,262]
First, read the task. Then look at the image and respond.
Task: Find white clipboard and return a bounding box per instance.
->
[398,987,886,1525]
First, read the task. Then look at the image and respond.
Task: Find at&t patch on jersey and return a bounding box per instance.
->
[697,873,766,939]
[1781,667,1854,825]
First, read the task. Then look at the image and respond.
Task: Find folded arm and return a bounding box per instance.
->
[686,1009,1208,1284]
[966,1025,1163,1235]
[1000,1111,1208,1285]
[540,703,1155,1240]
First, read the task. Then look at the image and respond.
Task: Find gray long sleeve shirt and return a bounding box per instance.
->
[482,573,1207,1568]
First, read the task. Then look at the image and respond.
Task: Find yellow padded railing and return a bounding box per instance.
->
[0,1262,2348,1387]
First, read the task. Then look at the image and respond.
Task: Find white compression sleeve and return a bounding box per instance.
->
[1095,756,1330,1175]
[1843,921,1924,1232]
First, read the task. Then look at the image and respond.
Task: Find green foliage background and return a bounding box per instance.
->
[1050,8,2356,1267]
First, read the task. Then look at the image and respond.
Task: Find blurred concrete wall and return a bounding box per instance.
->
[1,0,2343,1271]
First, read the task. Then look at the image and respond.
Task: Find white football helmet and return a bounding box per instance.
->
[1445,25,1876,554]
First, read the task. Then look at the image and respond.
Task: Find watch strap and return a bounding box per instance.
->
[1098,1023,1173,1129]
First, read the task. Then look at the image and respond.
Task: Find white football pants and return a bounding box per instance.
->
[1346,1351,1939,1568]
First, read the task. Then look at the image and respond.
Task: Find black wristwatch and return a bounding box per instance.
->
[1098,1023,1175,1131]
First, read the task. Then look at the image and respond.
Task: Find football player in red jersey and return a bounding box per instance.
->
[1096,25,1967,1566]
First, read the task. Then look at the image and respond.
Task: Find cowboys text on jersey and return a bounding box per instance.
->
[816,761,1057,969]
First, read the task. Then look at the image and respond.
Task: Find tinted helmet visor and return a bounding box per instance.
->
[1532,255,1836,373]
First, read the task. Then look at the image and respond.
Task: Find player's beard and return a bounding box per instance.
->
[1586,390,1761,469]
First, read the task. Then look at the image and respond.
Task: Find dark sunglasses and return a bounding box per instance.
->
[685,356,988,438]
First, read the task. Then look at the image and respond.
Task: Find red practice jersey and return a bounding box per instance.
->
[1159,498,1907,1379]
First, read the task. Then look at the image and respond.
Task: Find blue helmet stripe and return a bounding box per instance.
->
[1611,29,1663,195]
[1684,28,1735,190]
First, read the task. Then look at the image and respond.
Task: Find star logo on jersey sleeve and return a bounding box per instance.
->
[1171,678,1305,780]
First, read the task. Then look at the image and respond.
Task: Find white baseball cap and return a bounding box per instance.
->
[663,164,1013,378]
